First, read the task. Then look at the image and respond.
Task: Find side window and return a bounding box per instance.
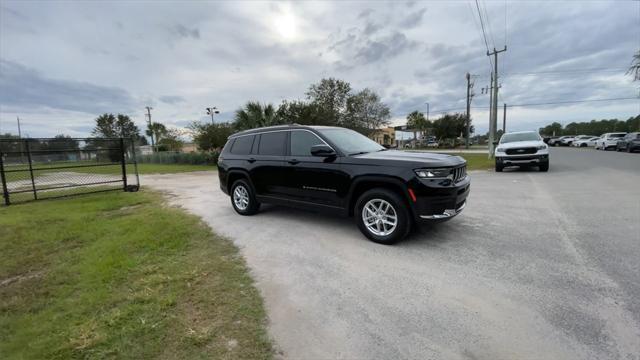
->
[258,132,286,156]
[230,135,254,155]
[290,131,325,156]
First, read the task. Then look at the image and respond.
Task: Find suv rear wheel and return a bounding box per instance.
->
[231,179,260,215]
[355,188,411,244]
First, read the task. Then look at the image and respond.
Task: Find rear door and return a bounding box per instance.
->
[283,129,348,207]
[251,131,288,197]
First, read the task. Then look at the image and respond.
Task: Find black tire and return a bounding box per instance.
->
[580,143,587,147]
[495,161,504,172]
[230,179,260,215]
[539,162,549,172]
[355,188,411,244]
[627,145,632,153]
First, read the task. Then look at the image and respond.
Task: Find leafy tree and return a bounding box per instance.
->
[343,88,391,135]
[190,122,234,151]
[275,100,328,125]
[92,113,141,139]
[406,110,430,140]
[306,78,351,126]
[146,122,168,145]
[539,122,563,136]
[432,113,471,142]
[233,102,283,131]
[628,50,640,81]
[157,128,184,151]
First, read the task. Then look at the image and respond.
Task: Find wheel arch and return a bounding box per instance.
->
[226,169,255,194]
[347,176,414,217]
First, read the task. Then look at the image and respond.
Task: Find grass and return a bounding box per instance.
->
[0,190,273,359]
[2,163,215,183]
[456,153,494,171]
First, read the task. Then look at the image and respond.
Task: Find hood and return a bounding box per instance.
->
[349,150,465,168]
[496,140,544,150]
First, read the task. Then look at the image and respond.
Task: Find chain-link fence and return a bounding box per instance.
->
[0,138,139,205]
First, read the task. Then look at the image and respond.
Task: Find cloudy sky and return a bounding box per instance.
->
[0,0,638,138]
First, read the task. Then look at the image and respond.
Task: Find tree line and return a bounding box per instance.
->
[539,115,640,136]
[190,78,392,151]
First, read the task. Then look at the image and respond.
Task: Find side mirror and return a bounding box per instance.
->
[310,144,336,157]
[493,141,499,146]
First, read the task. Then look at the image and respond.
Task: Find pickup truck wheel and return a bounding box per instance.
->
[355,189,410,244]
[539,163,549,172]
[231,179,260,215]
[495,161,504,172]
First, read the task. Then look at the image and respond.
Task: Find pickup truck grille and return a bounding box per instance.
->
[451,165,467,183]
[505,147,537,155]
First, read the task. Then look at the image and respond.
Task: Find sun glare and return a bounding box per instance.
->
[274,10,297,41]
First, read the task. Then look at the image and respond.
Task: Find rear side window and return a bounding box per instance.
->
[230,135,254,155]
[290,130,325,156]
[258,132,286,156]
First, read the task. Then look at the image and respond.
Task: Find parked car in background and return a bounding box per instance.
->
[595,133,627,150]
[572,136,599,147]
[495,131,549,172]
[615,132,640,152]
[559,136,577,146]
[543,136,558,145]
[549,136,571,146]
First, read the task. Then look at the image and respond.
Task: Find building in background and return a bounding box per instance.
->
[369,127,396,147]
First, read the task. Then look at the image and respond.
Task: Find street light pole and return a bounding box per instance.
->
[206,107,220,124]
[145,106,154,152]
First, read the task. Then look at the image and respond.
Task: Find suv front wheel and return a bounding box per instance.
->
[355,188,411,244]
[231,179,260,215]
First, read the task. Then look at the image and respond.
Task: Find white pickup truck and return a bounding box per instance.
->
[494,131,549,172]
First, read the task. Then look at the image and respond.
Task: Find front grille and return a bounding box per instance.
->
[451,165,467,183]
[505,147,537,155]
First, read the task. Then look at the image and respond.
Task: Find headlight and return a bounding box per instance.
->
[415,168,450,179]
[536,145,547,150]
[496,147,505,152]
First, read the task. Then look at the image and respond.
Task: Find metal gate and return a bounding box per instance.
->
[0,138,139,205]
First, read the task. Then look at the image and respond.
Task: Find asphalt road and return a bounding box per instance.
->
[143,147,640,360]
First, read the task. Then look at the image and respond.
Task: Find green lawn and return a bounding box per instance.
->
[0,191,273,359]
[456,153,494,171]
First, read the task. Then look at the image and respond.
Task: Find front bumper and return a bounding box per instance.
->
[420,200,466,220]
[410,175,470,222]
[496,153,548,165]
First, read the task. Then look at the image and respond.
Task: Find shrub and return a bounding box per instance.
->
[136,151,219,165]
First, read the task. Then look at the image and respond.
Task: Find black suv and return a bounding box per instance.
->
[218,125,470,244]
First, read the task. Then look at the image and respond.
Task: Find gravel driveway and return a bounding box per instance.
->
[142,148,640,360]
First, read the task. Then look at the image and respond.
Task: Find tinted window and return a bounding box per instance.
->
[230,135,254,155]
[258,132,286,156]
[290,131,325,156]
[318,128,383,155]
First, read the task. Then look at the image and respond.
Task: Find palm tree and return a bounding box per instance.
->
[406,110,430,143]
[233,102,282,130]
[628,50,640,81]
[146,122,167,143]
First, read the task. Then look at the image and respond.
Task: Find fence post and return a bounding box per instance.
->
[120,138,128,191]
[0,150,10,205]
[24,139,38,200]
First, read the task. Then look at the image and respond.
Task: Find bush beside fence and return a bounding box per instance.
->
[136,151,220,165]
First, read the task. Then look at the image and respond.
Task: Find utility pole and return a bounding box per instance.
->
[487,46,507,158]
[465,73,473,149]
[502,103,507,132]
[145,106,154,151]
[17,117,22,138]
[206,107,220,124]
[425,102,430,122]
[488,72,494,155]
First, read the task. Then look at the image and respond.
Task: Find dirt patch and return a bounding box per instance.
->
[0,271,45,288]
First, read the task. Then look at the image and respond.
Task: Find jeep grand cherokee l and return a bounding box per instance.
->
[218,125,470,244]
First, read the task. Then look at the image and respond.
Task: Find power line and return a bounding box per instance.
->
[474,0,494,69]
[427,96,639,115]
[481,0,497,50]
[505,67,628,76]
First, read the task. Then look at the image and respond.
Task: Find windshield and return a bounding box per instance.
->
[318,128,384,155]
[499,132,541,144]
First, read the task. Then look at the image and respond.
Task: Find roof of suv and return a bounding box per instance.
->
[229,124,342,138]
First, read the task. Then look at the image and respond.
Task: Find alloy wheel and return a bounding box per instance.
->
[233,185,250,211]
[362,199,398,236]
